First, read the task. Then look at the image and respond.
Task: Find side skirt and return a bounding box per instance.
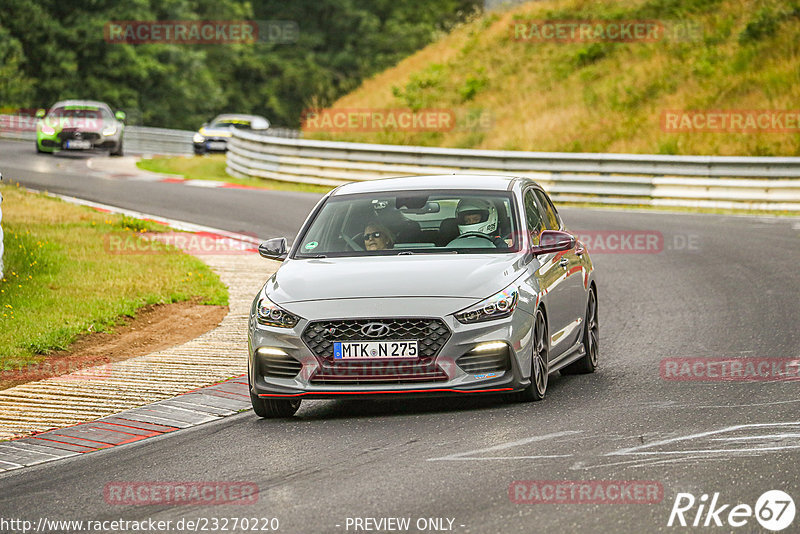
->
[547,340,585,374]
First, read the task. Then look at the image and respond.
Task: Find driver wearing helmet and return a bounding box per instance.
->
[455,198,507,247]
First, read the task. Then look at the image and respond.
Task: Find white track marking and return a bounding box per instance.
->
[427,430,580,461]
[608,421,800,456]
[710,434,800,441]
[572,455,709,471]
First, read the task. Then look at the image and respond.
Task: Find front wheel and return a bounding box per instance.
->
[561,287,598,375]
[110,142,124,157]
[250,390,301,418]
[517,308,548,402]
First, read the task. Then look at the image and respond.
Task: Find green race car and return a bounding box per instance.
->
[36,100,126,156]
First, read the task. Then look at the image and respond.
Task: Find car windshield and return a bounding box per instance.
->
[49,106,111,120]
[294,190,520,258]
[210,119,251,129]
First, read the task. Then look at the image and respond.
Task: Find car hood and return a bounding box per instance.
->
[264,253,525,303]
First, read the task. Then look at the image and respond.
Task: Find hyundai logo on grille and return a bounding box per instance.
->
[74,132,82,138]
[361,323,390,338]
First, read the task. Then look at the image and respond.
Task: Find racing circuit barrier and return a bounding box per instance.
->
[226,128,800,211]
[125,126,301,155]
[0,115,300,156]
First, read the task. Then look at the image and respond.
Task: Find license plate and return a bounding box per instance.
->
[333,340,418,360]
[65,139,92,149]
[207,141,227,150]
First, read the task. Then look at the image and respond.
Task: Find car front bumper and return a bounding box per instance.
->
[38,131,121,151]
[247,297,535,400]
[194,138,229,152]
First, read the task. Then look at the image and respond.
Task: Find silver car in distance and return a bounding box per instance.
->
[248,175,598,417]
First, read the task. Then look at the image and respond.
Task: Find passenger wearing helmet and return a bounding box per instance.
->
[455,198,507,247]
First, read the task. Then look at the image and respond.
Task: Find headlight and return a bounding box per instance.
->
[193,132,205,143]
[455,285,519,324]
[257,296,301,328]
[103,125,117,136]
[41,125,55,135]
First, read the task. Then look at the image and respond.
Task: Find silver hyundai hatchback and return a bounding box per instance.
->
[248,175,598,417]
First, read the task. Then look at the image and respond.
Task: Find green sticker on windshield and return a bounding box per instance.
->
[305,241,318,250]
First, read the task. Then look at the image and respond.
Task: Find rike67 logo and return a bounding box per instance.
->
[668,490,795,531]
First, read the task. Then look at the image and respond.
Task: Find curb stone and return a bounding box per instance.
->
[0,196,278,470]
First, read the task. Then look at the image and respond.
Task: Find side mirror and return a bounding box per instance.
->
[35,109,46,118]
[258,237,288,261]
[531,230,575,255]
[115,111,126,121]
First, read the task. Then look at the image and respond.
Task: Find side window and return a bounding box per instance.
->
[523,190,543,246]
[534,190,560,230]
[523,190,542,233]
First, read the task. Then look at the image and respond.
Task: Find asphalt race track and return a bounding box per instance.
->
[1,139,799,533]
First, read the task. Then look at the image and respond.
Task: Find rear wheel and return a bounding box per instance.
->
[517,308,548,402]
[561,287,598,375]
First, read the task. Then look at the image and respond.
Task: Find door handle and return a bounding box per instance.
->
[559,257,569,268]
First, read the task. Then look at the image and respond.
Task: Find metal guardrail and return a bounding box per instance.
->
[0,116,301,156]
[124,126,195,155]
[125,126,299,155]
[226,129,800,211]
[0,120,194,155]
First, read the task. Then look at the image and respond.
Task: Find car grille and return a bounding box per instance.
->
[258,353,303,379]
[456,347,510,374]
[59,130,101,142]
[303,318,451,385]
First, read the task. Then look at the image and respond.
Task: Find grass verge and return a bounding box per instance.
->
[0,183,228,370]
[137,154,334,194]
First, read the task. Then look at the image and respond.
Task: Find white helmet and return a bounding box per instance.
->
[456,198,498,235]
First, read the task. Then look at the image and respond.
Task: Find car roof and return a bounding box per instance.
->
[51,100,111,109]
[330,174,532,196]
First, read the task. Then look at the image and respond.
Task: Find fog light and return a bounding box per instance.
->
[257,347,288,357]
[470,341,507,353]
